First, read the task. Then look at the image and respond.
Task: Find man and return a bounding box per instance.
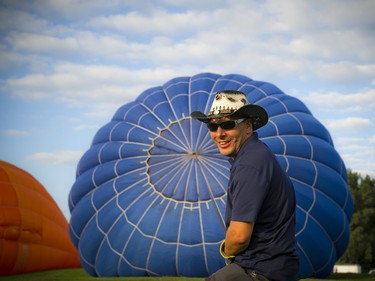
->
[191,90,299,281]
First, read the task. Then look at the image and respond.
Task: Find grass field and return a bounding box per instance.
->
[1,268,375,281]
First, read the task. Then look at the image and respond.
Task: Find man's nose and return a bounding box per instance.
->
[216,127,226,137]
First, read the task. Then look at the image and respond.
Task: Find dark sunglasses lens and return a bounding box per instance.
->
[207,123,219,132]
[207,121,236,132]
[220,121,236,130]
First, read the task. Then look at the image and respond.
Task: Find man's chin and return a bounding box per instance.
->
[219,149,233,157]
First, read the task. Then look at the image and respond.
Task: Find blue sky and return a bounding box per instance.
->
[1,0,374,219]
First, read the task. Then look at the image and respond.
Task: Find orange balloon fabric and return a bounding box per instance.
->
[0,160,80,275]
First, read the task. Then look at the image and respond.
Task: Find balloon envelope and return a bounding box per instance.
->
[0,161,80,275]
[69,73,353,278]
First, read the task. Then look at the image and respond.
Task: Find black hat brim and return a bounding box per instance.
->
[191,104,268,130]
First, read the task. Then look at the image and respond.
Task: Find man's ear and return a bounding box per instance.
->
[246,119,253,134]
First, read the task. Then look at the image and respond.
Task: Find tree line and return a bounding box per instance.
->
[338,170,375,271]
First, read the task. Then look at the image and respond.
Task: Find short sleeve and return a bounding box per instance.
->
[230,164,270,222]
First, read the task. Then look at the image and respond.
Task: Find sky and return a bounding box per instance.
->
[0,0,374,219]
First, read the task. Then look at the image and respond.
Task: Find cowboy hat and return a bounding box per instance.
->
[190,90,268,130]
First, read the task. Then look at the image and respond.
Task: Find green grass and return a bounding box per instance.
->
[1,268,374,281]
[0,269,202,281]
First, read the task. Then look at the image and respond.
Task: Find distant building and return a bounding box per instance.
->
[333,264,362,274]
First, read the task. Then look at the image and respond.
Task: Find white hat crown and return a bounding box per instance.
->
[208,91,248,117]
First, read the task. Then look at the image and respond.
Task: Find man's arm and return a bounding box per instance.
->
[223,220,254,256]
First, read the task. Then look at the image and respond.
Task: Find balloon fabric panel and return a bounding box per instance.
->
[0,161,80,276]
[69,73,353,278]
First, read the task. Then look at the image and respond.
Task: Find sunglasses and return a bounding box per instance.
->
[207,119,245,132]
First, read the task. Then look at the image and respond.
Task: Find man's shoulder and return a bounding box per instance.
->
[241,138,274,160]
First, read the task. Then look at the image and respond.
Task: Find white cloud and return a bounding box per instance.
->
[88,9,207,35]
[330,134,375,178]
[4,63,177,106]
[303,89,375,112]
[72,124,101,131]
[334,136,369,146]
[1,0,126,22]
[2,0,374,91]
[0,5,49,33]
[265,0,375,32]
[9,32,79,55]
[325,117,371,130]
[27,150,83,165]
[0,129,30,136]
[338,144,375,178]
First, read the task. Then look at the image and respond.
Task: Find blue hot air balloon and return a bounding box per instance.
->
[68,73,353,278]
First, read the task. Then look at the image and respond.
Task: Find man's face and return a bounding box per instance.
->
[208,117,252,158]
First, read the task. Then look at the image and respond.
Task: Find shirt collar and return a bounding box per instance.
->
[229,132,259,166]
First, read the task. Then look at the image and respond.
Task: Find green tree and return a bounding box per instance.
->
[338,170,375,271]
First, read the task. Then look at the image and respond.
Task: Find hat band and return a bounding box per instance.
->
[208,108,237,116]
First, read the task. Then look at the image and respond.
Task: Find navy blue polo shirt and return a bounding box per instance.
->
[225,132,299,281]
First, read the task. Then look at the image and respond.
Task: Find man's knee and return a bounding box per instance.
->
[205,263,252,281]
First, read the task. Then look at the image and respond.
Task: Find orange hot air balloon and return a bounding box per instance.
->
[0,160,80,275]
